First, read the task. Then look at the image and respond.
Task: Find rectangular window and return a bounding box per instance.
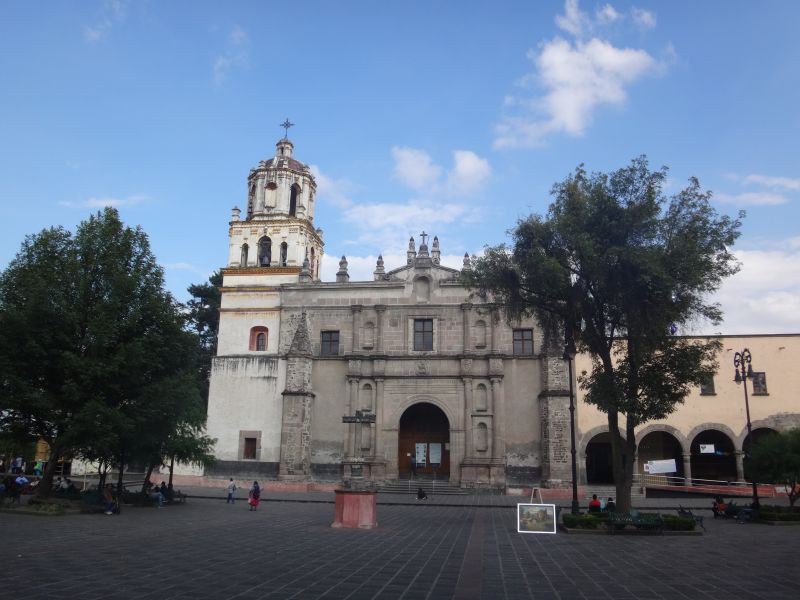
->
[513,329,534,355]
[243,437,257,460]
[321,331,340,356]
[751,372,768,395]
[699,374,715,395]
[413,319,434,351]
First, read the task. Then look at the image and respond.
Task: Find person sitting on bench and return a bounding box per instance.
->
[588,494,602,513]
[712,496,727,518]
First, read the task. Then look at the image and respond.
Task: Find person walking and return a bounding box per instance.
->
[248,481,260,511]
[226,478,237,504]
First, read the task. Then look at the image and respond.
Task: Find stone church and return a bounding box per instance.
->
[202,134,800,491]
[204,135,574,489]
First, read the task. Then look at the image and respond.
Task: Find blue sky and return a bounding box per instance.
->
[1,1,799,334]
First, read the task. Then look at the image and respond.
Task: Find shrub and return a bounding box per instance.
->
[562,513,604,529]
[661,515,695,531]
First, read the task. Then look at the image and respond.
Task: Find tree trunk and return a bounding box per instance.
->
[35,441,62,498]
[141,461,156,494]
[608,412,634,513]
[168,456,175,487]
[116,458,125,513]
[98,461,108,490]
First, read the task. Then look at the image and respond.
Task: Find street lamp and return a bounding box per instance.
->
[564,321,580,516]
[733,348,759,510]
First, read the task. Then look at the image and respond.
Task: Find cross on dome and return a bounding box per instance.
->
[280,118,294,138]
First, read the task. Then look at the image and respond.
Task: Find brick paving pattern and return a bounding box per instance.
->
[1,494,797,599]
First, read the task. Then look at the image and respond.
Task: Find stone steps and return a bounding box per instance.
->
[377,480,469,496]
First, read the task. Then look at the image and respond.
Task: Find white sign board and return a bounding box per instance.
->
[517,504,557,535]
[415,443,427,466]
[429,443,442,465]
[645,459,677,474]
[699,444,716,454]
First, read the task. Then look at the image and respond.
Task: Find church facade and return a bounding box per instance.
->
[204,136,574,488]
[203,136,800,490]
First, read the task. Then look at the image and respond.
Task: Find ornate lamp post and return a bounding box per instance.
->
[564,321,580,515]
[733,348,759,510]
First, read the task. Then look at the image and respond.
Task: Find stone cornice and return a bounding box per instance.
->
[221,267,302,276]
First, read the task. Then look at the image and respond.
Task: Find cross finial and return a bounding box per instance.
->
[419,231,428,246]
[280,118,294,138]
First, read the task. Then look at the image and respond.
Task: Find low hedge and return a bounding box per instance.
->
[562,513,606,529]
[661,515,695,531]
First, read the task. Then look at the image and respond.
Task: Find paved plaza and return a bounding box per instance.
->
[1,492,798,600]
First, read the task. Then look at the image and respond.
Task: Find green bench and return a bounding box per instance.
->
[608,510,663,534]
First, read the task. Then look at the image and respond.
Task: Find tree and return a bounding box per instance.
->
[464,157,742,511]
[749,429,800,507]
[0,208,207,497]
[184,271,222,408]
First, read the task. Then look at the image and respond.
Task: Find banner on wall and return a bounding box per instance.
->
[415,443,427,466]
[699,444,716,454]
[429,443,442,466]
[644,459,677,474]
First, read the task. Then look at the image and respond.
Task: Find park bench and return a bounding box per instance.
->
[677,506,705,531]
[608,510,663,534]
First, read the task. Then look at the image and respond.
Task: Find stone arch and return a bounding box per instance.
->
[390,395,456,432]
[688,424,738,482]
[240,243,249,267]
[635,423,689,454]
[258,236,272,267]
[397,399,451,478]
[687,422,739,450]
[578,425,612,458]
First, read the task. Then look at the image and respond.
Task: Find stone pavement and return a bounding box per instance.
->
[1,493,797,600]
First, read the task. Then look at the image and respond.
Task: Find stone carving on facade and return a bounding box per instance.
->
[416,360,430,376]
[460,358,473,376]
[488,357,504,377]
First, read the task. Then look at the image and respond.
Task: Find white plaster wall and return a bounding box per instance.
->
[205,356,286,462]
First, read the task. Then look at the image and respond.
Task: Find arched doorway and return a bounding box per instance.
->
[398,403,450,479]
[585,432,614,484]
[743,427,778,481]
[690,430,737,482]
[637,431,684,482]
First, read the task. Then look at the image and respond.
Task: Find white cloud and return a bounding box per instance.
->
[309,165,359,209]
[742,174,800,191]
[391,147,443,191]
[59,194,149,209]
[714,192,788,206]
[213,26,249,85]
[445,151,492,197]
[596,4,621,25]
[84,0,127,43]
[392,147,491,196]
[631,7,657,29]
[555,0,589,37]
[703,243,800,334]
[495,37,657,148]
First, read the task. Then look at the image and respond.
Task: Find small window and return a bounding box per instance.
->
[321,331,340,356]
[289,184,300,216]
[243,438,257,460]
[751,372,768,395]
[258,236,272,267]
[700,374,715,395]
[414,319,434,351]
[513,329,533,355]
[240,243,249,267]
[280,242,288,267]
[249,326,268,351]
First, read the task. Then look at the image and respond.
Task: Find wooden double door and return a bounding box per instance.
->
[398,402,450,478]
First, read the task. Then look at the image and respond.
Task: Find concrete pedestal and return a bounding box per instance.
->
[331,489,378,529]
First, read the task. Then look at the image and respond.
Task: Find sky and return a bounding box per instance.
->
[1,0,799,335]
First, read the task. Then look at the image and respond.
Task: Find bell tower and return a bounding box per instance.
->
[226,121,324,281]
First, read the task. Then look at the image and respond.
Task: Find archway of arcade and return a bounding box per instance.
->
[690,430,737,482]
[743,427,779,482]
[585,432,614,484]
[637,431,684,482]
[398,402,450,479]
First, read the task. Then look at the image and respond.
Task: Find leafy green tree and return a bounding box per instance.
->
[184,271,222,408]
[749,428,800,507]
[464,157,742,511]
[0,208,207,497]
